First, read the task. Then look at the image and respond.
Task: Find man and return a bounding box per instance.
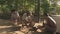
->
[11,10,21,26]
[32,13,57,34]
[22,11,33,26]
[43,13,57,34]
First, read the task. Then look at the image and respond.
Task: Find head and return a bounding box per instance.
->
[44,12,49,19]
[44,12,48,16]
[11,9,16,13]
[25,11,30,16]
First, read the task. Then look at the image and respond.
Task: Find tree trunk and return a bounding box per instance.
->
[34,0,40,22]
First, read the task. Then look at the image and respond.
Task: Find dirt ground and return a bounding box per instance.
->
[0,16,60,34]
[0,19,27,34]
[0,19,39,34]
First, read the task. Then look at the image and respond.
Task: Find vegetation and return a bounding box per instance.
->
[0,0,60,19]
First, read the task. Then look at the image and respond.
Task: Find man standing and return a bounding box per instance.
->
[11,9,21,26]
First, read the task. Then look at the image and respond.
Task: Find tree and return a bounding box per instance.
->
[0,0,36,19]
[34,0,40,22]
[40,0,50,15]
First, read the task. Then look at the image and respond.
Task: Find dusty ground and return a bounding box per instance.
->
[0,19,29,34]
[0,19,41,34]
[0,16,60,34]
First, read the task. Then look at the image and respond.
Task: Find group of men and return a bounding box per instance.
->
[11,9,33,26]
[10,9,57,34]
